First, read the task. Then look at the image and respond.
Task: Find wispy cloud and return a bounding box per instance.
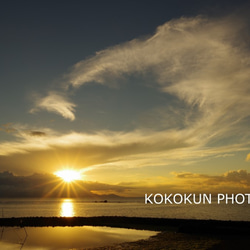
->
[30,91,76,121]
[0,127,191,159]
[246,153,250,162]
[31,15,250,142]
[0,122,249,177]
[65,15,250,137]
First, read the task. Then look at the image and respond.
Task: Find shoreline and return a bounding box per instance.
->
[0,216,250,234]
[1,216,249,249]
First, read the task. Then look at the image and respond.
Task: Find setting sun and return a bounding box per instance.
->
[55,169,82,183]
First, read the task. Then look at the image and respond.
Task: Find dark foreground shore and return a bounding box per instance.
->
[83,231,249,250]
[1,216,249,249]
[0,216,249,233]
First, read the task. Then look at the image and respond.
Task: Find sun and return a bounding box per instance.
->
[55,169,82,183]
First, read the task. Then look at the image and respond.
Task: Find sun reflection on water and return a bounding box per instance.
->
[60,199,74,217]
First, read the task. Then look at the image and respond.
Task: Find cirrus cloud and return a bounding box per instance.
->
[30,91,76,121]
[31,14,250,145]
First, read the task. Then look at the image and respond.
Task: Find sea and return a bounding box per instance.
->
[0,197,249,221]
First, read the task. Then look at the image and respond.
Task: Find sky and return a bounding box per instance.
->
[0,0,250,197]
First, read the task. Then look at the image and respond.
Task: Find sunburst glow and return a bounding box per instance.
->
[55,169,82,183]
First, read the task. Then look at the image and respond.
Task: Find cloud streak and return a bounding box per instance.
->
[69,16,249,129]
[31,14,250,144]
[30,92,76,121]
[0,126,193,175]
[0,122,249,178]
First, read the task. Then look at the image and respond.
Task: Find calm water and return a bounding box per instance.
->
[0,226,157,250]
[0,198,249,221]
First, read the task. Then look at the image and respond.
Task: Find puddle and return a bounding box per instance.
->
[0,226,158,249]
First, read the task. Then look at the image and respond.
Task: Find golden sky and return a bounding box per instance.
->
[0,1,250,197]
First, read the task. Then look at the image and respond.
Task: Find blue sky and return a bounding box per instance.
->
[1,0,250,197]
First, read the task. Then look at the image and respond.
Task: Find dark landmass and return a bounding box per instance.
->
[0,216,250,236]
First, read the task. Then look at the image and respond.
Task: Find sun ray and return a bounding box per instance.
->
[43,181,65,198]
[72,179,90,194]
[57,182,67,198]
[68,182,79,198]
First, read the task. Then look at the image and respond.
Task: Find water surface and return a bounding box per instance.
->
[0,226,157,250]
[0,198,249,221]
